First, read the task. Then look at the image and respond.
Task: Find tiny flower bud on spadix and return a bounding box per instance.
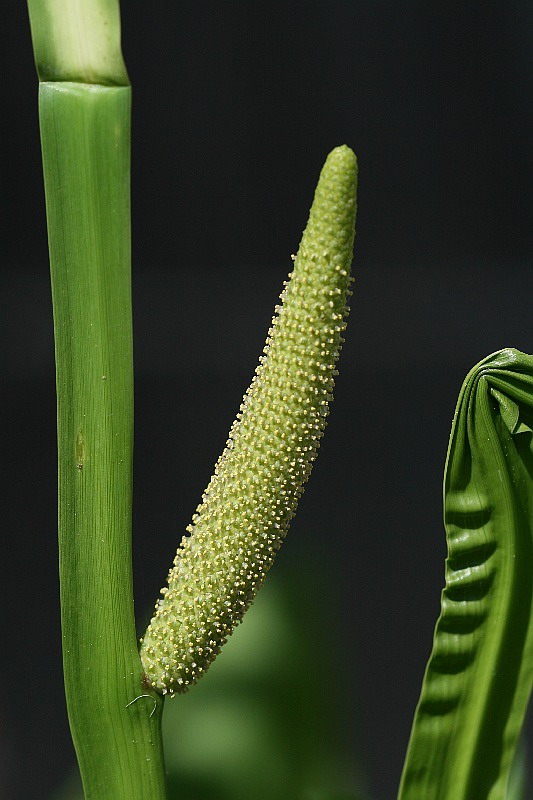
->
[140,146,358,694]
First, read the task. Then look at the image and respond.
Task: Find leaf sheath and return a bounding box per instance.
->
[40,82,166,799]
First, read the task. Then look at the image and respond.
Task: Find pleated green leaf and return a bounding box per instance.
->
[399,348,533,800]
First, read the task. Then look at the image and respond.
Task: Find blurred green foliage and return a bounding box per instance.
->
[53,560,366,800]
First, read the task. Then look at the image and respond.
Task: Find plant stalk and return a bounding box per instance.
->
[28,1,168,796]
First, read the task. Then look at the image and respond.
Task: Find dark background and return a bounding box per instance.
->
[1,1,532,798]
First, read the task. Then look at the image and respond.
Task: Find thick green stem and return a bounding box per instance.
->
[39,82,167,799]
[28,0,167,795]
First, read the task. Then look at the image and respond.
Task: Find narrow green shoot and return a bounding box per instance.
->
[399,349,533,800]
[29,2,166,798]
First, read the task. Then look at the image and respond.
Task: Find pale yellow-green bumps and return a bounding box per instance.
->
[140,146,357,694]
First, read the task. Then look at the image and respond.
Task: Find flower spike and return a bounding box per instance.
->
[141,145,358,694]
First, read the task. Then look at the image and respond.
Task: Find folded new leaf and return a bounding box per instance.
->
[140,146,357,694]
[399,348,533,800]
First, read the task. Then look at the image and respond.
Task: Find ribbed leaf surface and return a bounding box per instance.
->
[399,348,533,800]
